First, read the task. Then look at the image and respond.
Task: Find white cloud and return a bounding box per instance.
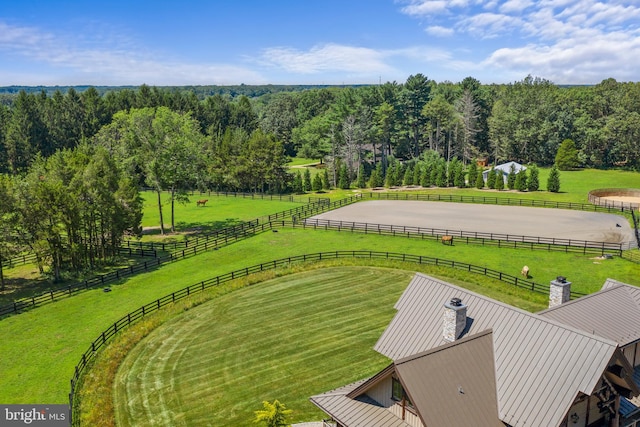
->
[484,30,640,83]
[0,21,266,85]
[425,25,455,36]
[499,0,534,13]
[459,13,525,38]
[399,0,451,15]
[260,44,396,75]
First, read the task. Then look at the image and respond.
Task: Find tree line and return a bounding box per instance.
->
[0,75,636,283]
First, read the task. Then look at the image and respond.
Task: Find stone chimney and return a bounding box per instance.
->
[549,276,571,308]
[443,298,467,342]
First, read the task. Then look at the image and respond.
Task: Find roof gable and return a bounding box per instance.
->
[395,330,504,427]
[539,284,640,346]
[374,273,619,427]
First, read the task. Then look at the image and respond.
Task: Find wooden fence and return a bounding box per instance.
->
[301,218,631,254]
[69,250,583,425]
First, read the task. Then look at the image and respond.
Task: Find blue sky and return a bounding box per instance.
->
[0,0,638,86]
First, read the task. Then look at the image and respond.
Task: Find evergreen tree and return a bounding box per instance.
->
[312,173,323,192]
[515,168,527,191]
[486,167,497,189]
[413,163,421,185]
[357,164,367,188]
[403,164,414,186]
[547,164,561,192]
[322,169,331,190]
[455,164,466,188]
[293,171,303,193]
[385,162,396,187]
[303,168,312,192]
[495,171,504,190]
[435,163,447,187]
[475,170,485,189]
[467,161,478,188]
[338,163,350,189]
[555,138,580,170]
[527,164,540,191]
[507,164,517,190]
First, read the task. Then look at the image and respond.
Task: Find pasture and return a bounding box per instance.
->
[0,168,639,426]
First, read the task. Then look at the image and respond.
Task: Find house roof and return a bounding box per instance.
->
[482,161,526,176]
[310,379,414,427]
[394,329,504,427]
[373,273,620,427]
[539,283,640,346]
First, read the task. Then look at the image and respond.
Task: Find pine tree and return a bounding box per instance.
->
[322,169,331,190]
[547,164,561,192]
[357,164,367,188]
[413,163,421,185]
[455,165,466,188]
[435,163,447,187]
[467,162,478,188]
[338,163,350,189]
[527,164,540,192]
[555,138,580,170]
[487,167,497,189]
[403,164,414,186]
[303,168,312,192]
[293,171,303,193]
[515,168,527,191]
[507,164,517,190]
[312,173,323,192]
[475,170,485,189]
[495,171,504,190]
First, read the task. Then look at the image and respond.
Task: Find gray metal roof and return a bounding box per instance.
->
[603,278,640,306]
[310,379,413,427]
[394,329,504,427]
[539,284,640,346]
[374,273,620,427]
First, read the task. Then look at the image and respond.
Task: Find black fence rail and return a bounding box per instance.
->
[301,218,631,254]
[1,252,39,269]
[366,192,631,213]
[0,220,285,318]
[69,249,582,425]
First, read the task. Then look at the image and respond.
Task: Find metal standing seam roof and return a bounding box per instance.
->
[310,379,413,427]
[373,273,620,427]
[539,284,640,346]
[603,279,640,305]
[394,329,504,427]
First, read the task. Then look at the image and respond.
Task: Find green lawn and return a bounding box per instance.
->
[139,191,303,230]
[1,226,638,406]
[113,267,410,426]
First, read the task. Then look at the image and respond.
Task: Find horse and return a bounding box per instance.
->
[441,235,453,245]
[196,199,208,207]
[521,265,530,278]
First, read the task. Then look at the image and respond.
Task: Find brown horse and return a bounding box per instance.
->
[441,235,453,245]
[196,199,208,207]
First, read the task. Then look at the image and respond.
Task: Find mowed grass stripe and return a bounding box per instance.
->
[114,267,413,426]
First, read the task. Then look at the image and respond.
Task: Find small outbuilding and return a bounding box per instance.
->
[482,161,526,183]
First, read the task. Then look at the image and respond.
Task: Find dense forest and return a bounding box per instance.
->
[0,75,639,282]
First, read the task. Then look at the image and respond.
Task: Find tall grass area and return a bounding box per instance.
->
[1,227,638,405]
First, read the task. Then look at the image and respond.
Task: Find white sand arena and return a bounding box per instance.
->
[309,200,637,244]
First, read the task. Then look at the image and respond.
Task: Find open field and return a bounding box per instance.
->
[139,191,303,232]
[113,267,411,426]
[1,168,639,425]
[2,226,639,405]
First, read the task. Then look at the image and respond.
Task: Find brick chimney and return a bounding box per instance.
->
[549,276,571,308]
[443,298,467,342]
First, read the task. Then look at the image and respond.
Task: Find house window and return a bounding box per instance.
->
[392,377,412,407]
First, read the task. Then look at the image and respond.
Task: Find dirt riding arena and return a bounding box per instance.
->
[309,200,637,245]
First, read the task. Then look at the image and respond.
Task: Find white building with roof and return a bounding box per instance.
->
[482,161,527,184]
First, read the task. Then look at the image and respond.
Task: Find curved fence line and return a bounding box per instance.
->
[69,250,580,425]
[588,188,640,210]
[301,218,634,252]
